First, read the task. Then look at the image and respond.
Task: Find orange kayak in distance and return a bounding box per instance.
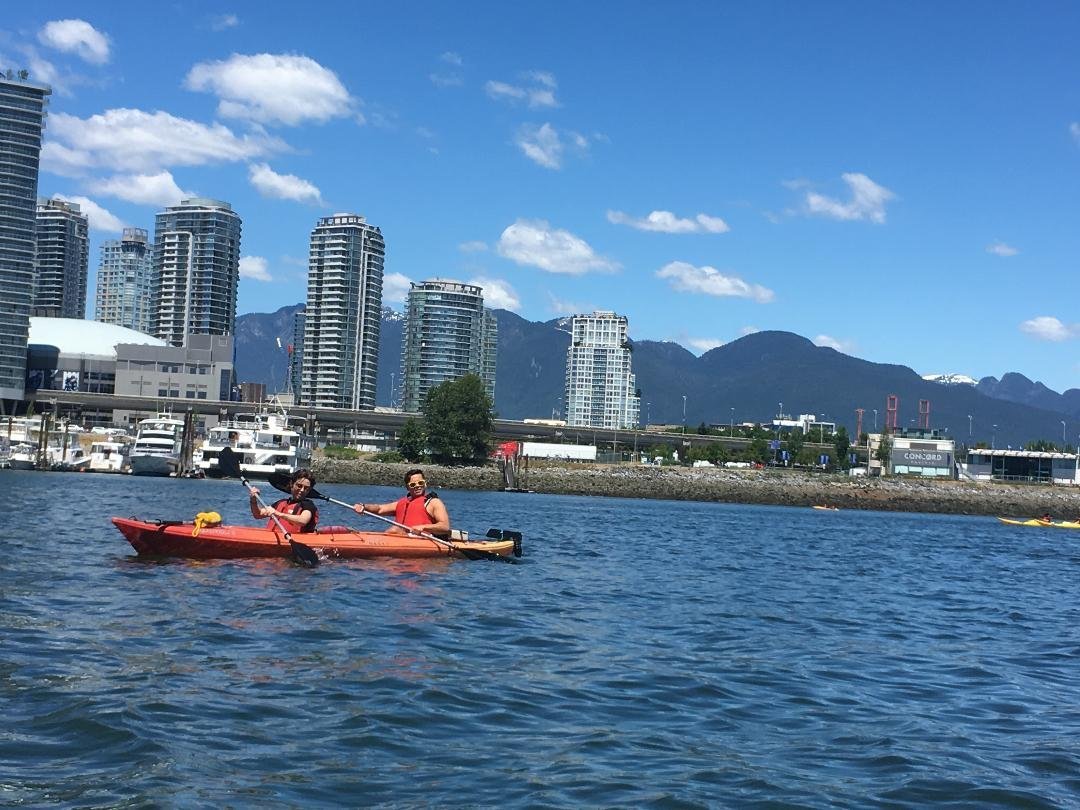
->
[112,517,521,560]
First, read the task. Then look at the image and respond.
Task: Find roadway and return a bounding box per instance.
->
[23,390,848,456]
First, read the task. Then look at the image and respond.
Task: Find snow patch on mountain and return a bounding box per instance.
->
[922,372,977,386]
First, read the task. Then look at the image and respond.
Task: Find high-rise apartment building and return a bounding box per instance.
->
[400,280,497,413]
[288,308,305,403]
[564,310,640,429]
[301,214,384,410]
[95,227,153,333]
[150,197,241,347]
[0,74,50,401]
[33,198,89,319]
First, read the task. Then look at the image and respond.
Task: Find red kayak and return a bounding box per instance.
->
[112,517,521,561]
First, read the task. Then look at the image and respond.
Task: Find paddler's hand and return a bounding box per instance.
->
[248,486,260,499]
[259,506,274,518]
[353,503,366,514]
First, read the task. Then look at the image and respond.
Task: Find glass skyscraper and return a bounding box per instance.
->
[33,198,89,319]
[0,74,50,402]
[95,227,153,333]
[301,214,384,410]
[564,310,640,429]
[399,279,497,413]
[151,198,241,348]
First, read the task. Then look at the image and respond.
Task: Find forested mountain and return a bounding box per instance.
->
[235,306,1079,448]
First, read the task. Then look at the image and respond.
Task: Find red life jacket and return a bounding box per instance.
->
[268,497,317,533]
[395,492,437,527]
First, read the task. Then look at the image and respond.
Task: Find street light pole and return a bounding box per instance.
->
[968,414,972,437]
[682,395,687,434]
[873,409,878,430]
[992,424,997,450]
[1062,420,1066,447]
[729,407,735,438]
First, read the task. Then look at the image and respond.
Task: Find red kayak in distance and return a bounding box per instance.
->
[112,517,521,561]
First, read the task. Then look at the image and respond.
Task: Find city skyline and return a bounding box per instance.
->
[5,3,1080,393]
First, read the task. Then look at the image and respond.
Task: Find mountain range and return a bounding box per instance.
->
[234,305,1080,449]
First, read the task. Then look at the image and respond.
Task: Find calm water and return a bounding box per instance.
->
[3,471,1080,808]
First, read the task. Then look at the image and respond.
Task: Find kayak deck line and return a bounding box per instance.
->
[112,517,521,560]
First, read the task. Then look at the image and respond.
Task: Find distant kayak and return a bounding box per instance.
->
[112,517,522,560]
[812,505,839,511]
[995,517,1077,528]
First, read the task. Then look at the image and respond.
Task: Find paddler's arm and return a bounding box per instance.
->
[248,486,263,519]
[419,498,451,536]
[266,505,313,528]
[354,500,395,516]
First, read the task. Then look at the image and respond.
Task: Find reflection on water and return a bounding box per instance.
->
[3,470,1080,807]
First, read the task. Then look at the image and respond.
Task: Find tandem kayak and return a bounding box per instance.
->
[996,517,1080,529]
[112,517,522,560]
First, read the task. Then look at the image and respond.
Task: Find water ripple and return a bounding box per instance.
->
[2,475,1080,806]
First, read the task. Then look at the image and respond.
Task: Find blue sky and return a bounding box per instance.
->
[5,2,1080,393]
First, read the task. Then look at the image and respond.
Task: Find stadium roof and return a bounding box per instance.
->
[28,317,166,359]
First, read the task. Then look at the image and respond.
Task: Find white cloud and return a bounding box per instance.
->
[497,219,619,275]
[441,52,463,66]
[686,337,724,353]
[429,73,463,88]
[548,294,589,316]
[485,72,559,108]
[89,171,192,207]
[515,123,563,169]
[739,325,760,336]
[185,53,355,126]
[469,277,520,311]
[239,256,272,282]
[51,194,125,233]
[656,261,774,303]
[1071,122,1080,142]
[211,14,240,31]
[804,172,895,223]
[814,334,856,353]
[1020,316,1073,341]
[986,241,1019,257]
[38,19,110,64]
[248,163,323,205]
[44,108,283,174]
[458,240,488,252]
[382,272,413,304]
[607,210,730,234]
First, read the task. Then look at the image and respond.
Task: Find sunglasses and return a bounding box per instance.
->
[407,480,426,488]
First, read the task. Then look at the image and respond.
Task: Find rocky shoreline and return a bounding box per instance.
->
[311,459,1080,518]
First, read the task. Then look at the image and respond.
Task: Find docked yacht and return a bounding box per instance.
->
[88,438,131,473]
[129,413,186,476]
[8,442,40,470]
[197,404,314,477]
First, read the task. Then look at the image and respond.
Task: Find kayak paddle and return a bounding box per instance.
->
[267,472,514,561]
[219,448,320,568]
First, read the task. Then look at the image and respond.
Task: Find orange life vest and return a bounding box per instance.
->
[268,497,317,533]
[395,492,437,527]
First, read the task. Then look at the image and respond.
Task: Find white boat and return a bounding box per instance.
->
[197,403,314,477]
[8,442,39,470]
[88,439,130,473]
[129,413,186,476]
[57,444,91,471]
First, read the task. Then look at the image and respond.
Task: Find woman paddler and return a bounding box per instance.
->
[248,468,318,533]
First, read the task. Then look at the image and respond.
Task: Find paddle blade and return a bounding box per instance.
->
[290,539,320,568]
[218,447,242,478]
[268,471,293,494]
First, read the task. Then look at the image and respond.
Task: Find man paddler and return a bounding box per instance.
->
[353,468,451,538]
